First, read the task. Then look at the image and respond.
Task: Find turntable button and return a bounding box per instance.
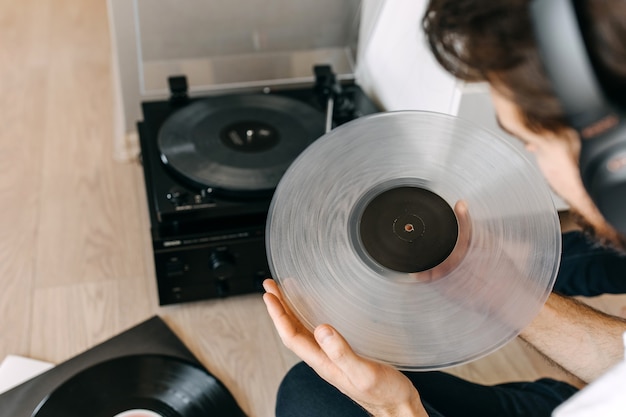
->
[165,258,186,277]
[254,271,268,291]
[166,189,189,206]
[209,251,235,279]
[216,277,230,297]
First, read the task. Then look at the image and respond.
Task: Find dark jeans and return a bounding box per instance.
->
[554,231,626,296]
[276,362,578,417]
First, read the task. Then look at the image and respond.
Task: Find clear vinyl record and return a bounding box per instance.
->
[266,111,561,371]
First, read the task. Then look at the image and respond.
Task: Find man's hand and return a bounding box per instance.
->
[263,279,429,417]
[409,200,472,283]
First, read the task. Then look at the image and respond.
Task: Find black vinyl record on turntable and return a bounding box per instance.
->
[138,66,379,305]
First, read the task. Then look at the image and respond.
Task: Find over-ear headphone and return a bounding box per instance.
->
[530,0,626,234]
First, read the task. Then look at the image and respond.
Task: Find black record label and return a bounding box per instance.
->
[355,183,458,273]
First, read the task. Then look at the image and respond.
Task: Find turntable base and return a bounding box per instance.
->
[137,76,379,305]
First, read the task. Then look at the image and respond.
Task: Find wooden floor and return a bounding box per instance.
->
[1,1,625,416]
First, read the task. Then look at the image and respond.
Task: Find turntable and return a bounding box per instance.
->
[126,0,380,305]
[138,68,379,305]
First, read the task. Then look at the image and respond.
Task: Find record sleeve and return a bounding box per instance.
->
[0,317,246,417]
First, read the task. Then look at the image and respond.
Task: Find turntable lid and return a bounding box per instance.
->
[134,0,363,94]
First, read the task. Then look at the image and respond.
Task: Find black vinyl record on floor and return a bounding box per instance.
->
[33,355,243,417]
[0,317,247,417]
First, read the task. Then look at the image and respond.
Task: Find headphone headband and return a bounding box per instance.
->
[530,0,626,234]
[530,0,616,131]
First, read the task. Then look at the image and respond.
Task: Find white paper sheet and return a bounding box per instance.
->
[0,355,55,394]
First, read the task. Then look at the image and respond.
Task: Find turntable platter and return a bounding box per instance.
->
[158,94,325,196]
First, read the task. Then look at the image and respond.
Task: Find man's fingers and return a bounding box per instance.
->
[262,287,330,369]
[454,200,472,246]
[264,278,296,314]
[263,279,359,383]
[263,278,302,324]
[314,325,373,381]
[263,278,281,299]
[263,291,301,342]
[262,291,286,326]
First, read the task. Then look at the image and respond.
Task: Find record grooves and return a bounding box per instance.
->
[157,94,326,196]
[267,111,562,370]
[33,355,237,417]
[0,317,246,417]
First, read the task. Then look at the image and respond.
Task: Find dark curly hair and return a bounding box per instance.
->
[422,0,626,134]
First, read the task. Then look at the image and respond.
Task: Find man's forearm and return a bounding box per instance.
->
[520,293,626,382]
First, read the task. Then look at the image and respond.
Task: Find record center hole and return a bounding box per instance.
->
[393,214,425,242]
[220,120,279,152]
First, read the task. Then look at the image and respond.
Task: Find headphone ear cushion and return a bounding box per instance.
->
[581,135,626,234]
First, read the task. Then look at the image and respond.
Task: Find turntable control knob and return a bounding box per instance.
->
[166,189,189,206]
[216,276,230,297]
[209,250,235,279]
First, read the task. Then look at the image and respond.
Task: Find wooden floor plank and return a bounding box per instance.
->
[30,281,121,362]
